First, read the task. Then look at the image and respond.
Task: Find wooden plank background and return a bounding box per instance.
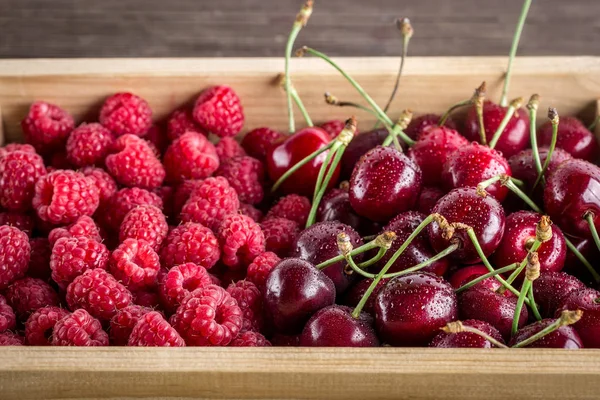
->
[0,0,599,58]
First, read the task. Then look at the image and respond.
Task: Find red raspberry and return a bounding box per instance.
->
[28,238,52,281]
[180,177,240,231]
[50,236,109,290]
[144,124,168,155]
[99,92,152,137]
[21,101,75,154]
[260,217,299,257]
[0,212,34,236]
[119,205,168,251]
[5,277,59,319]
[171,284,242,346]
[319,120,359,140]
[0,332,24,346]
[51,308,109,346]
[103,188,163,232]
[25,306,70,345]
[167,108,206,141]
[226,280,263,332]
[128,311,185,347]
[66,123,115,167]
[265,194,311,226]
[218,214,265,270]
[159,263,212,313]
[48,215,102,247]
[0,150,47,212]
[172,180,203,216]
[0,143,36,158]
[66,268,132,321]
[216,137,246,161]
[160,222,220,270]
[109,239,160,290]
[0,225,31,290]
[33,170,100,225]
[164,132,219,183]
[215,156,265,205]
[153,186,175,220]
[230,330,271,347]
[246,251,280,291]
[0,295,16,332]
[105,134,165,189]
[193,85,245,138]
[239,203,263,222]
[109,304,153,345]
[131,288,161,309]
[241,127,285,161]
[80,167,118,206]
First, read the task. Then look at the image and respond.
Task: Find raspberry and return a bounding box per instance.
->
[109,239,160,290]
[0,212,34,236]
[171,284,242,346]
[230,330,271,347]
[0,150,47,212]
[99,92,152,137]
[144,124,168,155]
[180,177,240,231]
[0,225,31,290]
[131,288,161,309]
[265,194,311,226]
[159,263,213,313]
[0,143,36,158]
[80,167,118,206]
[246,251,280,291]
[241,127,284,161]
[0,295,16,332]
[25,306,70,345]
[28,238,52,281]
[66,269,132,321]
[103,188,163,232]
[239,203,263,222]
[164,132,219,183]
[260,217,299,257]
[153,186,175,220]
[48,215,102,247]
[105,134,165,189]
[33,170,100,225]
[172,180,203,216]
[128,311,185,347]
[319,120,346,139]
[50,236,110,290]
[226,280,263,332]
[167,108,206,141]
[215,156,265,205]
[0,332,24,346]
[66,123,115,167]
[109,304,153,345]
[51,308,109,346]
[119,206,168,251]
[21,101,75,154]
[218,214,265,270]
[215,137,246,161]
[5,277,59,319]
[193,85,245,138]
[160,222,220,270]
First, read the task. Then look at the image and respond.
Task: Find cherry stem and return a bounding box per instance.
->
[503,239,541,286]
[475,82,487,145]
[532,107,559,190]
[489,97,523,149]
[439,99,471,127]
[288,83,314,127]
[316,230,396,270]
[511,310,583,348]
[584,212,600,254]
[589,116,600,132]
[306,146,345,227]
[499,0,532,107]
[381,110,413,151]
[455,263,518,294]
[383,243,458,279]
[504,177,541,212]
[477,174,524,197]
[528,283,543,321]
[324,92,377,116]
[565,238,600,283]
[357,247,388,269]
[312,141,341,204]
[527,94,543,179]
[512,252,539,335]
[441,321,508,349]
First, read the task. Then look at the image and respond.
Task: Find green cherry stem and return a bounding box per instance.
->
[442,321,509,348]
[288,83,313,127]
[357,247,388,269]
[504,239,541,286]
[312,141,341,204]
[474,82,487,144]
[512,251,540,336]
[528,284,543,321]
[584,212,600,254]
[438,99,472,127]
[489,97,523,149]
[565,238,600,283]
[381,110,413,150]
[316,231,396,270]
[383,243,459,279]
[455,263,518,294]
[512,310,583,348]
[306,146,345,227]
[589,116,600,132]
[337,233,376,279]
[439,82,486,128]
[324,92,378,116]
[532,107,559,191]
[527,94,543,178]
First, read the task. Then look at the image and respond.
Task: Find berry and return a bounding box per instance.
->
[405,114,457,140]
[343,278,388,315]
[341,129,387,179]
[0,225,31,290]
[172,179,203,217]
[99,92,152,137]
[164,132,219,183]
[226,280,263,332]
[105,134,165,189]
[25,306,69,346]
[241,127,285,161]
[131,288,161,309]
[319,120,347,139]
[239,203,263,222]
[537,116,599,162]
[109,239,161,290]
[260,217,299,257]
[0,212,34,236]
[532,272,586,318]
[109,304,153,345]
[215,137,246,161]
[21,101,75,154]
[50,236,110,290]
[429,319,505,348]
[218,214,265,270]
[0,332,24,346]
[0,150,47,212]
[215,156,264,205]
[48,215,102,247]
[128,311,185,347]
[160,222,220,270]
[180,177,240,231]
[193,85,245,138]
[557,288,600,348]
[167,108,206,141]
[51,309,109,346]
[103,188,163,232]
[317,187,365,232]
[265,194,311,226]
[246,251,280,291]
[0,295,16,332]
[159,263,213,313]
[417,186,445,215]
[143,124,168,155]
[6,277,59,319]
[80,167,118,206]
[66,123,115,167]
[509,318,583,349]
[28,238,52,281]
[0,143,36,157]
[119,205,168,251]
[229,330,271,347]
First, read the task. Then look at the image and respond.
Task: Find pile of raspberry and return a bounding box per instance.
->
[0,86,308,347]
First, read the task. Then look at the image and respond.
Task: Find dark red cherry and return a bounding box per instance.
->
[417,186,446,215]
[449,264,512,296]
[405,113,458,140]
[299,305,380,347]
[241,127,285,161]
[544,159,600,236]
[343,278,388,315]
[290,221,363,294]
[341,129,388,179]
[464,100,530,158]
[317,188,364,233]
[263,258,336,334]
[492,211,566,277]
[266,127,339,196]
[557,288,600,348]
[374,211,450,276]
[563,237,600,285]
[428,187,506,264]
[441,142,512,201]
[349,146,422,222]
[532,272,586,318]
[429,319,505,348]
[374,272,458,346]
[537,116,599,162]
[508,318,583,349]
[408,126,469,186]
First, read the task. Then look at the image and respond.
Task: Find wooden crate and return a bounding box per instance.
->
[1,58,600,400]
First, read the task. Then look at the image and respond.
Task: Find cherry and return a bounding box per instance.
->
[404,113,457,140]
[537,116,599,162]
[544,158,600,236]
[441,142,512,201]
[563,237,599,285]
[349,146,422,222]
[343,278,388,315]
[290,221,363,294]
[408,126,469,186]
[263,257,336,334]
[557,288,600,348]
[464,100,530,158]
[428,187,506,264]
[508,318,583,349]
[241,127,285,161]
[532,272,586,318]
[429,319,504,348]
[374,272,458,346]
[340,129,388,179]
[417,186,445,215]
[266,127,339,197]
[448,264,512,296]
[317,187,366,233]
[299,305,380,347]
